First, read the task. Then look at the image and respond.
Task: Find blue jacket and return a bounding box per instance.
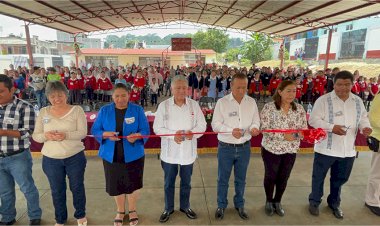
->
[91,102,150,163]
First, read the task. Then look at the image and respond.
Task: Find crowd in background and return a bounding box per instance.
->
[2,62,380,111]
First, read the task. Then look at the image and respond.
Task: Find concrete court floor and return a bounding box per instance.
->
[11,151,380,225]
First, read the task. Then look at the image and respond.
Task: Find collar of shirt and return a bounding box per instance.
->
[331,90,356,101]
[169,97,188,107]
[227,93,248,104]
[0,97,17,108]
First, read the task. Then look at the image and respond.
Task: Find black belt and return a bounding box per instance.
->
[0,150,25,158]
[219,140,250,148]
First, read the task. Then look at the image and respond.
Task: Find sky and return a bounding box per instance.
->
[0,15,249,42]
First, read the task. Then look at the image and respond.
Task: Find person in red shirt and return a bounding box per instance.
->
[84,70,97,104]
[295,77,303,103]
[269,71,282,95]
[358,76,368,101]
[134,70,147,106]
[302,71,314,104]
[367,77,379,110]
[76,70,85,104]
[351,70,360,96]
[133,70,145,89]
[129,85,140,105]
[97,71,113,101]
[67,70,80,104]
[313,70,326,102]
[250,71,263,101]
[124,70,134,84]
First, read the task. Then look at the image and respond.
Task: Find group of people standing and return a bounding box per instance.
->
[0,67,379,226]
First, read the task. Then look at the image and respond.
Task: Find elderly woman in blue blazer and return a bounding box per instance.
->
[91,83,150,226]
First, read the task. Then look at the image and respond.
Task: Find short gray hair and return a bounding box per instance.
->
[171,75,188,87]
[45,81,69,97]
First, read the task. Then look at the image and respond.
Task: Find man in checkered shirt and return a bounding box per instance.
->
[0,74,42,225]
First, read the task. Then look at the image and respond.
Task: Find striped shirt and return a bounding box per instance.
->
[0,97,35,154]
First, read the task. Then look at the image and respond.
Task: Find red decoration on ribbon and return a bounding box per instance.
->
[261,128,327,144]
[301,128,327,144]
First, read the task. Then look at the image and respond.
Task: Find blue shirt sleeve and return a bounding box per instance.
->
[137,106,150,144]
[91,107,105,144]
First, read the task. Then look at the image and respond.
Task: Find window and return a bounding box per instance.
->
[340,28,367,59]
[51,49,59,55]
[21,46,27,54]
[85,56,118,68]
[7,46,13,54]
[323,30,328,35]
[346,24,353,31]
[312,30,318,37]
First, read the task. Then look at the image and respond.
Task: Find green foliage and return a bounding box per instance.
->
[192,29,229,53]
[241,33,273,63]
[103,33,193,48]
[240,58,252,67]
[228,37,244,48]
[125,40,136,48]
[225,48,240,62]
[294,59,308,67]
[284,48,290,61]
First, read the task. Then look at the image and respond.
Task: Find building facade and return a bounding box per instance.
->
[71,48,216,68]
[272,17,380,61]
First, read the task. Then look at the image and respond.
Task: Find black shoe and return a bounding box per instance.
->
[265,202,274,216]
[235,207,249,220]
[365,203,380,216]
[29,219,41,226]
[328,205,343,219]
[273,202,285,216]
[159,210,174,223]
[215,207,225,220]
[180,208,197,219]
[309,204,319,216]
[0,219,15,225]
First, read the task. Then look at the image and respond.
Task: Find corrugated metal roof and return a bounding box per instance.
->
[0,0,379,36]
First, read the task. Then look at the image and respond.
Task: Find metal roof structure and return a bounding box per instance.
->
[1,0,380,37]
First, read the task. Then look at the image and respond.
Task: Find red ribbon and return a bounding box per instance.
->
[90,128,327,144]
[261,128,327,144]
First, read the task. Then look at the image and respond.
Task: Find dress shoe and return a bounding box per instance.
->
[0,219,16,225]
[159,210,174,223]
[365,203,380,216]
[29,219,41,226]
[265,202,274,216]
[273,203,285,216]
[235,207,249,220]
[179,208,197,219]
[215,207,225,220]
[328,205,343,219]
[309,204,319,216]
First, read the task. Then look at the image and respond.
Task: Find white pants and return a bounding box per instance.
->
[365,151,380,207]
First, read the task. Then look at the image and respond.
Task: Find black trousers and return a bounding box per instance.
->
[309,152,355,208]
[261,147,296,203]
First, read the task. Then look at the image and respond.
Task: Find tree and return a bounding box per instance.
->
[192,29,229,53]
[241,33,273,63]
[125,40,136,48]
[225,48,240,62]
[228,37,244,48]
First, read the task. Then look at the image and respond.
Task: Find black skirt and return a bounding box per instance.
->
[103,156,145,196]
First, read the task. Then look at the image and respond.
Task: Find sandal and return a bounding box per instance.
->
[114,211,125,226]
[128,210,139,226]
[77,218,87,226]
